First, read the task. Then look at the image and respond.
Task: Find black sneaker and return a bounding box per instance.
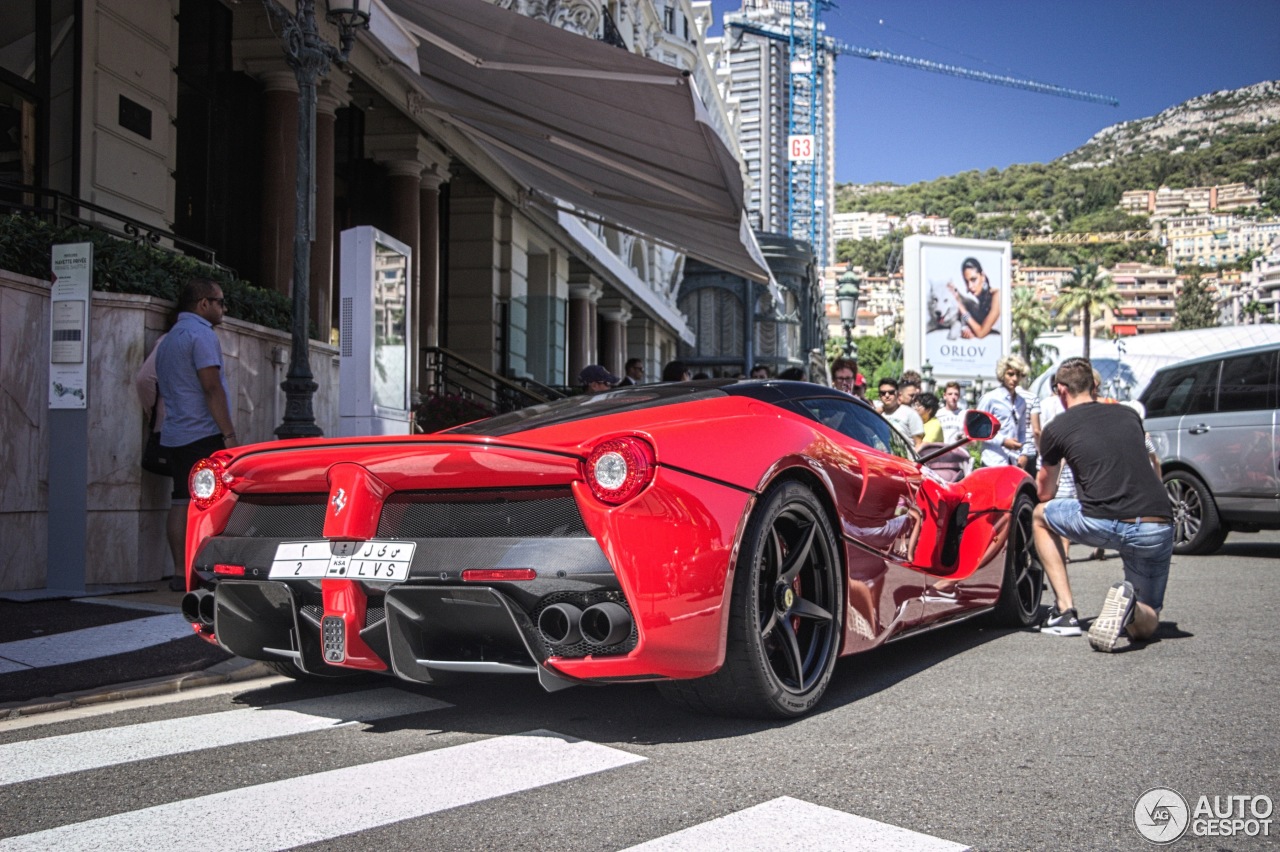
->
[1088,581,1136,652]
[1039,606,1082,636]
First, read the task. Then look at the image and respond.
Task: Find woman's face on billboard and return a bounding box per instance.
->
[962,266,985,294]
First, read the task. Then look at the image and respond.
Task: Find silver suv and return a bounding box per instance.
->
[1139,343,1279,554]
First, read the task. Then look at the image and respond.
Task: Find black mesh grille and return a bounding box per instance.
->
[300,605,384,629]
[224,497,327,538]
[379,489,587,538]
[221,489,586,540]
[532,591,636,658]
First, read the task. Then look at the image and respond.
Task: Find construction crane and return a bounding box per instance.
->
[725,9,1118,266]
[830,41,1119,107]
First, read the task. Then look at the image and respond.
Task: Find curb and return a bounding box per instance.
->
[0,659,276,720]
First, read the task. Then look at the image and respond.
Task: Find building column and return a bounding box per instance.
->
[366,117,450,401]
[256,70,298,296]
[626,316,657,383]
[418,160,450,395]
[312,72,349,342]
[567,277,602,381]
[598,297,632,377]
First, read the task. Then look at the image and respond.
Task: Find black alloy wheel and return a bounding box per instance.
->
[658,481,842,718]
[1164,470,1228,555]
[990,492,1044,627]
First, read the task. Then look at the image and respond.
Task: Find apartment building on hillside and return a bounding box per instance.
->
[1105,263,1182,336]
[831,211,952,243]
[1163,213,1280,266]
[1119,182,1261,219]
[1012,265,1073,304]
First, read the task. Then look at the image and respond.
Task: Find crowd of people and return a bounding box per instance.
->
[575,350,1170,654]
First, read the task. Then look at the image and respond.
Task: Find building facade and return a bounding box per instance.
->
[0,0,754,400]
[1104,262,1181,336]
[1163,212,1280,267]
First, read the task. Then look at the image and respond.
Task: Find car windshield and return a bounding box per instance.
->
[448,380,734,437]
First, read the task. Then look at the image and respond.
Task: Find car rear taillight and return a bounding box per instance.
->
[461,569,537,582]
[190,457,233,510]
[584,437,655,505]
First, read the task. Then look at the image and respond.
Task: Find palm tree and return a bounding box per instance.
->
[1012,285,1052,367]
[1054,264,1121,361]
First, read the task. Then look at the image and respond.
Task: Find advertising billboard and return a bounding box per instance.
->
[903,235,1012,381]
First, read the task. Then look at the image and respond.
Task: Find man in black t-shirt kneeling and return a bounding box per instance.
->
[1033,357,1174,652]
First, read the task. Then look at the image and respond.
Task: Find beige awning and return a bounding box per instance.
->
[378,0,774,285]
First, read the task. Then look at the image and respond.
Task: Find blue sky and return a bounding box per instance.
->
[707,0,1280,186]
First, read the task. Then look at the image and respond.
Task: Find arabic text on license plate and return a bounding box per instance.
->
[268,540,414,581]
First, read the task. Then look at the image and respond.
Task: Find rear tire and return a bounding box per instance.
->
[1164,470,1227,555]
[990,492,1044,627]
[658,481,842,719]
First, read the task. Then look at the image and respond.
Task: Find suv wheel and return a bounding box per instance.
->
[1164,470,1228,555]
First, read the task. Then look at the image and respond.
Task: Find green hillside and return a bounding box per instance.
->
[833,81,1280,269]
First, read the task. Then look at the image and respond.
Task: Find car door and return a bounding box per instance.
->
[1185,349,1279,521]
[1142,358,1219,464]
[788,396,926,639]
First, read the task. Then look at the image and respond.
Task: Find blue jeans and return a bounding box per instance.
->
[1043,499,1173,610]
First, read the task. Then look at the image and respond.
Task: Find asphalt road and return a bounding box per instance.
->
[2,532,1276,851]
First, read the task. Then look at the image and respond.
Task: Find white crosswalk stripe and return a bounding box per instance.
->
[0,729,645,852]
[0,688,451,786]
[0,614,194,672]
[623,796,969,851]
[0,687,969,851]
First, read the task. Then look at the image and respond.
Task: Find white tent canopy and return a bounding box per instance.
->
[378,0,775,286]
[1028,326,1280,400]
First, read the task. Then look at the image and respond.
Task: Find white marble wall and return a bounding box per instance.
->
[0,269,340,591]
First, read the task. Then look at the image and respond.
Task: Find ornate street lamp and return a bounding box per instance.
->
[836,266,861,359]
[264,0,369,439]
[966,377,984,408]
[921,361,935,394]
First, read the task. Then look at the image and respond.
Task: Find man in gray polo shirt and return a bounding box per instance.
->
[156,277,238,589]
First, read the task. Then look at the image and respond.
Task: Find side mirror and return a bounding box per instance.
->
[963,410,998,441]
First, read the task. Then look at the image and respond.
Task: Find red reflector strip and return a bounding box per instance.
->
[461,569,537,582]
[213,564,246,576]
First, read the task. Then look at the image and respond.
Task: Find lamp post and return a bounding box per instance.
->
[836,266,861,359]
[265,0,369,439]
[921,361,935,394]
[966,377,984,408]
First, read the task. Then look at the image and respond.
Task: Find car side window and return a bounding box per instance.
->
[793,398,895,455]
[1217,351,1277,413]
[1143,361,1219,418]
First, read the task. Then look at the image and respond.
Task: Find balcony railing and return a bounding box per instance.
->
[421,346,569,419]
[0,183,229,272]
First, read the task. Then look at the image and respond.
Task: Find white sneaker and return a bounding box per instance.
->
[1088,581,1136,652]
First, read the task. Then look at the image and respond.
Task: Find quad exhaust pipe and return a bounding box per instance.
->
[537,603,583,645]
[536,601,632,647]
[182,589,216,627]
[581,602,631,645]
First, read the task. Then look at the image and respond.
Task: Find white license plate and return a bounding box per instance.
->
[268,540,416,582]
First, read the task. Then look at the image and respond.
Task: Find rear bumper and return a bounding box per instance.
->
[189,467,753,687]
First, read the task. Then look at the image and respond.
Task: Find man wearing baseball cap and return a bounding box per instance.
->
[579,364,620,393]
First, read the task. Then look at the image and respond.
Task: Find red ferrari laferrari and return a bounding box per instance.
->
[180,379,1043,718]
